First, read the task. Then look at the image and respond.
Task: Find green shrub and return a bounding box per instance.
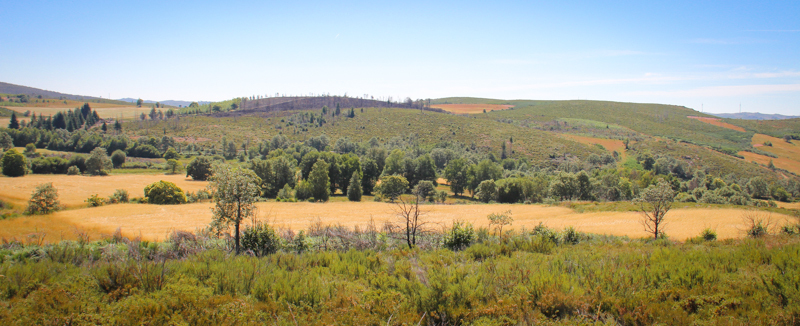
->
[532,222,559,244]
[66,165,80,175]
[144,180,187,204]
[186,189,211,203]
[241,223,281,256]
[85,194,106,207]
[701,228,717,241]
[561,226,580,245]
[294,181,313,201]
[110,149,126,168]
[277,184,294,201]
[1,148,26,177]
[292,230,309,253]
[108,189,129,203]
[443,221,475,251]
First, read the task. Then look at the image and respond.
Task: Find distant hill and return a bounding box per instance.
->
[0,81,127,105]
[118,98,212,108]
[710,112,799,120]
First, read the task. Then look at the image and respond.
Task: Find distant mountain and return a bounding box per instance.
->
[118,98,212,108]
[710,112,799,120]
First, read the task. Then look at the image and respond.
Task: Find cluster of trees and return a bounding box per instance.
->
[139,107,176,121]
[0,125,181,171]
[8,103,106,132]
[179,133,799,206]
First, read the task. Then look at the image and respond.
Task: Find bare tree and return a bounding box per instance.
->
[634,181,675,239]
[393,193,428,249]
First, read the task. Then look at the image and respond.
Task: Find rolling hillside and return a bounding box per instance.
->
[0,81,129,105]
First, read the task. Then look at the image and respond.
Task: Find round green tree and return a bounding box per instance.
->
[376,175,409,202]
[2,148,26,177]
[111,149,126,168]
[186,156,213,181]
[144,180,187,204]
[163,147,180,160]
[86,147,113,175]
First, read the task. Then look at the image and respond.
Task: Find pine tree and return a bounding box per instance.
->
[8,113,19,129]
[347,171,362,201]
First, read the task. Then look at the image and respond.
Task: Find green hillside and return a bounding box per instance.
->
[722,117,800,139]
[473,100,752,154]
[128,107,605,164]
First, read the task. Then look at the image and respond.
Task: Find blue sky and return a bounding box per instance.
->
[1,0,798,114]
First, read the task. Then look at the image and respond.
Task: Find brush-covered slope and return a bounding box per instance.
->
[128,107,604,164]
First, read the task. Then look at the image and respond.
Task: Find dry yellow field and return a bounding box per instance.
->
[559,134,627,158]
[430,104,514,114]
[5,202,788,243]
[0,174,208,207]
[737,134,800,175]
[752,133,800,161]
[687,116,747,132]
[8,105,156,121]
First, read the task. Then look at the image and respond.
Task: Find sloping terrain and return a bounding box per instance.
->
[0,81,128,105]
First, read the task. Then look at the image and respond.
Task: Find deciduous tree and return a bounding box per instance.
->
[209,163,261,254]
[634,180,675,239]
[186,156,213,181]
[86,147,112,175]
[377,175,409,202]
[309,159,330,202]
[145,180,187,204]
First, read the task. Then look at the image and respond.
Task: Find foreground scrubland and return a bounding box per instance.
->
[1,230,798,325]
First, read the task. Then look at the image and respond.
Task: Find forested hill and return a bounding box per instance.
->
[226,96,446,117]
[0,81,129,105]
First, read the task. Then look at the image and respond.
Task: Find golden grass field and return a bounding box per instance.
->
[738,134,800,175]
[2,200,795,243]
[559,134,627,158]
[752,133,800,161]
[8,105,157,121]
[430,104,514,114]
[0,174,208,208]
[687,115,747,132]
[1,174,796,244]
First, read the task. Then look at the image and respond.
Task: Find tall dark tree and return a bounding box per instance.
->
[80,103,92,118]
[8,113,19,129]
